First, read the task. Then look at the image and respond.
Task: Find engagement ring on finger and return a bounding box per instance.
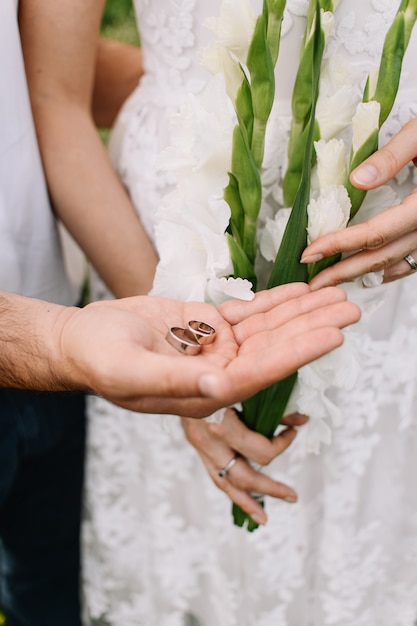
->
[404,254,417,271]
[218,455,238,478]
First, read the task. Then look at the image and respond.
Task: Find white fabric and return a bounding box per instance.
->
[83,2,417,625]
[0,0,75,304]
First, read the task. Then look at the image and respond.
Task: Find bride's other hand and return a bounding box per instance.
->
[181,410,308,525]
[301,118,417,288]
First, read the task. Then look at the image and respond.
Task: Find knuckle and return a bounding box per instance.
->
[363,224,387,250]
[379,144,404,180]
[254,447,275,466]
[184,424,206,448]
[367,252,397,273]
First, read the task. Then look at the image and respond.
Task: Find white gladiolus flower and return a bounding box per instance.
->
[352,101,381,153]
[320,54,361,94]
[314,139,348,193]
[290,331,362,453]
[204,0,256,64]
[316,56,361,140]
[201,44,244,102]
[259,208,291,262]
[307,10,334,44]
[159,76,234,176]
[367,66,379,99]
[316,87,360,140]
[206,276,254,305]
[307,185,351,243]
[321,10,335,41]
[158,75,235,205]
[152,203,233,302]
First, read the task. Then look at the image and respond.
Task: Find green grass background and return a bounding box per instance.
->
[101,0,139,44]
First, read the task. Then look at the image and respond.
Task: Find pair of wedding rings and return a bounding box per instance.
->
[165,320,216,356]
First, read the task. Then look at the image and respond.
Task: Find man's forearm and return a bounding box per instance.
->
[0,291,79,391]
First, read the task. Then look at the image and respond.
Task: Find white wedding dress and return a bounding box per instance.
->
[83,2,417,625]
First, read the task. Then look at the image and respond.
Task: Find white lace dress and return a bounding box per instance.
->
[83,2,417,625]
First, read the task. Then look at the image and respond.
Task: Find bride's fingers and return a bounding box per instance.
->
[301,188,417,276]
[384,249,417,282]
[350,118,417,190]
[308,228,417,289]
[281,413,309,427]
[202,409,299,466]
[199,450,298,525]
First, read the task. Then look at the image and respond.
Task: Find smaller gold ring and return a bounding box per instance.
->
[165,327,202,356]
[187,320,216,345]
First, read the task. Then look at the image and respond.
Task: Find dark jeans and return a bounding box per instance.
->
[0,389,86,626]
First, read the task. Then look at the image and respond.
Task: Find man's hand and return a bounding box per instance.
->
[57,284,360,415]
[0,285,359,416]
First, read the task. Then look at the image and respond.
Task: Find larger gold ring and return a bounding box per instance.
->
[165,327,201,356]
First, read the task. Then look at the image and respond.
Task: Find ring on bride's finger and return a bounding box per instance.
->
[218,455,238,478]
[165,327,202,356]
[187,320,216,345]
[404,254,417,271]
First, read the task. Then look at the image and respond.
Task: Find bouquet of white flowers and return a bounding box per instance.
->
[152,0,417,530]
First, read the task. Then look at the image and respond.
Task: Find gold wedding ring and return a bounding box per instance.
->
[165,327,202,356]
[187,320,216,345]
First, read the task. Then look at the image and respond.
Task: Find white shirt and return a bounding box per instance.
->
[0,0,75,304]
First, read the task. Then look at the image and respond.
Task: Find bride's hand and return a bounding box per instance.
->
[301,118,417,289]
[181,409,308,525]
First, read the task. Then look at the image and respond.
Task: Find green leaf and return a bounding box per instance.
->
[264,0,286,65]
[230,126,262,263]
[246,372,298,436]
[235,72,254,145]
[370,13,405,125]
[288,7,325,163]
[283,120,320,208]
[224,173,245,243]
[269,4,323,288]
[232,503,261,532]
[246,13,276,167]
[308,252,341,280]
[231,126,262,220]
[226,234,257,286]
[247,15,275,124]
[346,129,379,219]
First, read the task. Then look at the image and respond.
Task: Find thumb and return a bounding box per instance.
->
[351,118,417,189]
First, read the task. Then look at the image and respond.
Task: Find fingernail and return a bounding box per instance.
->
[300,253,323,264]
[250,512,267,525]
[352,163,378,186]
[284,493,298,503]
